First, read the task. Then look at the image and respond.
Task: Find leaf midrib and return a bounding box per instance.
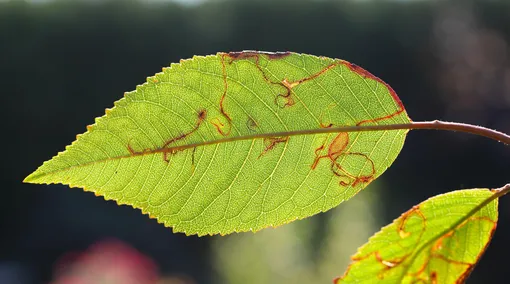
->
[24,123,410,182]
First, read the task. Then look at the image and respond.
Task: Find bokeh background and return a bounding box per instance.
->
[2,0,510,283]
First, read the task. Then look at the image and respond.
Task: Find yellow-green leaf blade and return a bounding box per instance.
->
[336,188,498,284]
[24,51,410,236]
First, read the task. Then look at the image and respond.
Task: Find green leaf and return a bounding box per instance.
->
[336,188,499,284]
[24,51,410,236]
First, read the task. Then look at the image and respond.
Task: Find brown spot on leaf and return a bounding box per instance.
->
[275,91,295,108]
[222,51,297,109]
[219,91,232,123]
[397,206,426,239]
[431,272,438,284]
[163,148,184,163]
[217,54,233,136]
[127,143,136,155]
[312,133,349,169]
[432,230,455,252]
[162,109,206,148]
[284,61,342,88]
[258,137,289,158]
[376,252,398,268]
[311,133,375,187]
[226,51,260,63]
[266,51,292,59]
[126,109,207,162]
[273,62,344,109]
[210,117,231,136]
[374,252,408,276]
[340,250,411,281]
[227,50,291,61]
[246,117,258,131]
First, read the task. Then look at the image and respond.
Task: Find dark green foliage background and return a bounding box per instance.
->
[2,0,509,283]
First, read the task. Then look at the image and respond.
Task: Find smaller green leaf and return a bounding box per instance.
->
[336,188,499,284]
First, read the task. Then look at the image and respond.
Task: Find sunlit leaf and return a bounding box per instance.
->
[336,188,498,284]
[24,51,410,236]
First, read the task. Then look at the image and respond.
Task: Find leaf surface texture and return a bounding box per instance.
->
[25,51,410,235]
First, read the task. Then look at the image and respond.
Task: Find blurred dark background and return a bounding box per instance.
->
[2,0,510,283]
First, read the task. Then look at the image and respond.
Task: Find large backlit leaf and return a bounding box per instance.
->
[336,188,499,284]
[24,51,410,236]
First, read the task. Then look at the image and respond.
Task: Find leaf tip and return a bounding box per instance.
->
[23,172,36,183]
[23,169,47,184]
